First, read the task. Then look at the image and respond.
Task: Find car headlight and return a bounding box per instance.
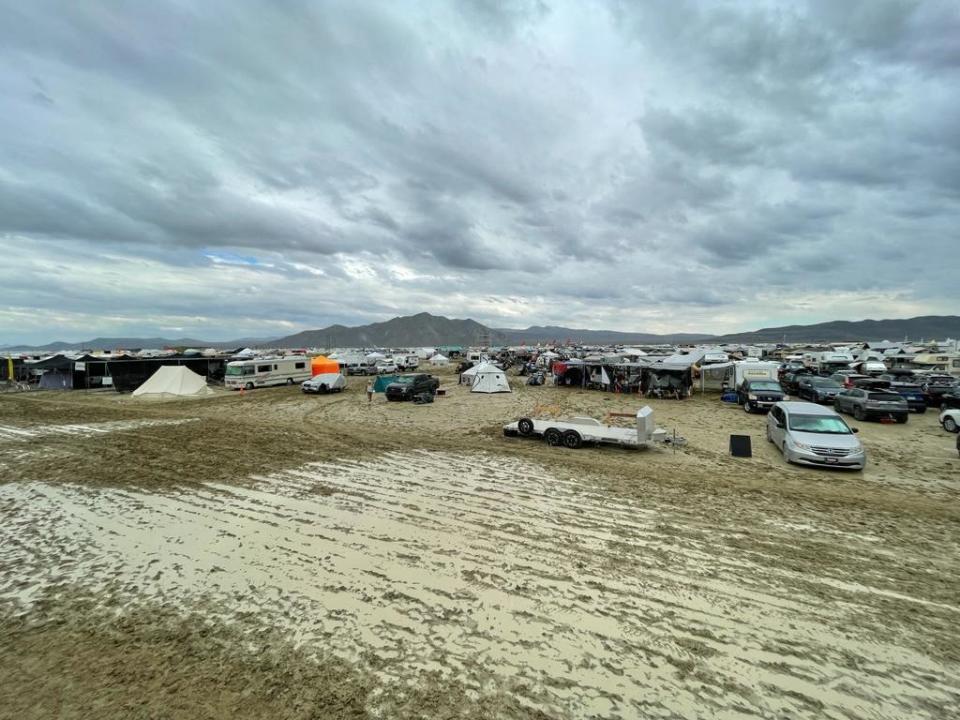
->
[789,438,811,450]
[748,393,758,400]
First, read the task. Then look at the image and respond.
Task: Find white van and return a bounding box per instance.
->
[225,356,312,390]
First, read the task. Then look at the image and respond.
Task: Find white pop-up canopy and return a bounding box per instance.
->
[132,366,213,399]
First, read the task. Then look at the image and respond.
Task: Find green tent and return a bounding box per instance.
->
[372,374,401,392]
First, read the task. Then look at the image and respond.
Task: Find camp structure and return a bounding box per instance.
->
[132,366,214,399]
[310,355,340,376]
[372,374,401,393]
[468,362,511,394]
[429,353,450,367]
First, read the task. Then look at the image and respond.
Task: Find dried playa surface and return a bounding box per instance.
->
[2,370,959,719]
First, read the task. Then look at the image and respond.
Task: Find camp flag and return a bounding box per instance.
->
[601,367,611,386]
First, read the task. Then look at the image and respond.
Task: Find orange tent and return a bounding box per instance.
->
[311,356,340,376]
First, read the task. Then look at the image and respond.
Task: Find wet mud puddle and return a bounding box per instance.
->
[1,450,957,719]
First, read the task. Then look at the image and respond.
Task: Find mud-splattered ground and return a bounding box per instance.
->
[1,374,958,719]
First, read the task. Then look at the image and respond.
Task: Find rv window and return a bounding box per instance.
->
[295,362,305,369]
[273,364,278,370]
[257,364,272,373]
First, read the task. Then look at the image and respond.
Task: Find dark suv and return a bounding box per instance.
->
[940,390,960,411]
[878,374,927,413]
[917,374,958,407]
[780,370,813,394]
[385,373,440,401]
[796,375,843,404]
[738,378,785,413]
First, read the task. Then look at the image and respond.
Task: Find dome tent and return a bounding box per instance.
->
[468,362,511,394]
[132,366,213,399]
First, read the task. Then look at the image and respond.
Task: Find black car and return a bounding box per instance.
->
[878,375,927,413]
[737,378,785,413]
[384,373,440,401]
[796,375,843,404]
[780,370,813,394]
[940,391,960,411]
[918,374,959,406]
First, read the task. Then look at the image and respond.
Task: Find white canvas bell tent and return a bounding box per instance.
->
[132,366,214,399]
[430,353,450,366]
[470,363,511,394]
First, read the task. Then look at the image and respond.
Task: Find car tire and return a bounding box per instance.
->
[561,430,583,449]
[943,417,958,433]
[765,425,772,443]
[854,406,865,421]
[517,418,534,436]
[895,414,908,424]
[245,382,253,391]
[286,378,294,385]
[544,428,562,446]
[743,402,752,414]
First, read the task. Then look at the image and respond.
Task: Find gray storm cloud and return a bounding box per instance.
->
[1,0,958,344]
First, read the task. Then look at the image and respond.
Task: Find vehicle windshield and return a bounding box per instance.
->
[391,376,414,384]
[225,365,244,376]
[809,377,840,387]
[788,414,851,434]
[749,381,781,391]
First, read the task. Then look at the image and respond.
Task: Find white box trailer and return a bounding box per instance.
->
[733,361,780,386]
[503,407,682,449]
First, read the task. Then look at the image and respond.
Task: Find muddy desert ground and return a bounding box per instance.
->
[1,367,959,719]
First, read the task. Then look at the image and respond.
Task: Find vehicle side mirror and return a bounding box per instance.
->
[852,428,859,434]
[775,420,785,428]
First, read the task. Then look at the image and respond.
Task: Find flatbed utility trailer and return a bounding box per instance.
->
[503,406,682,449]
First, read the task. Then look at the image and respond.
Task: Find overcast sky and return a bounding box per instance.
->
[2,0,958,344]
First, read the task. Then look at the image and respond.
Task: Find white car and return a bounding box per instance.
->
[767,401,865,470]
[375,362,398,374]
[940,408,960,433]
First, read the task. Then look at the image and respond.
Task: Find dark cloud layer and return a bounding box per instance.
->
[1,0,958,344]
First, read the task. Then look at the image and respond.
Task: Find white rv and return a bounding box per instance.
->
[224,356,312,390]
[805,351,855,375]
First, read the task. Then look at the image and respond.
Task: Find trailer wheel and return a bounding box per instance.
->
[544,428,562,446]
[561,430,583,449]
[518,418,534,436]
[287,378,294,385]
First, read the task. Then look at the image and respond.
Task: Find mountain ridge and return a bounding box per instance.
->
[4,314,958,352]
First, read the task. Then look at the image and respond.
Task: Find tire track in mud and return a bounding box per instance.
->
[1,451,958,719]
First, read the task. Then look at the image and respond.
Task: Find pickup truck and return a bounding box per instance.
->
[737,378,785,413]
[384,373,440,402]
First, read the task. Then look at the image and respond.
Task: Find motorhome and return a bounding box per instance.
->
[224,356,312,390]
[911,353,960,379]
[804,351,855,375]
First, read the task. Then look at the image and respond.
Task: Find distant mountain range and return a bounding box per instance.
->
[711,315,960,344]
[1,336,270,353]
[272,313,492,348]
[4,314,958,352]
